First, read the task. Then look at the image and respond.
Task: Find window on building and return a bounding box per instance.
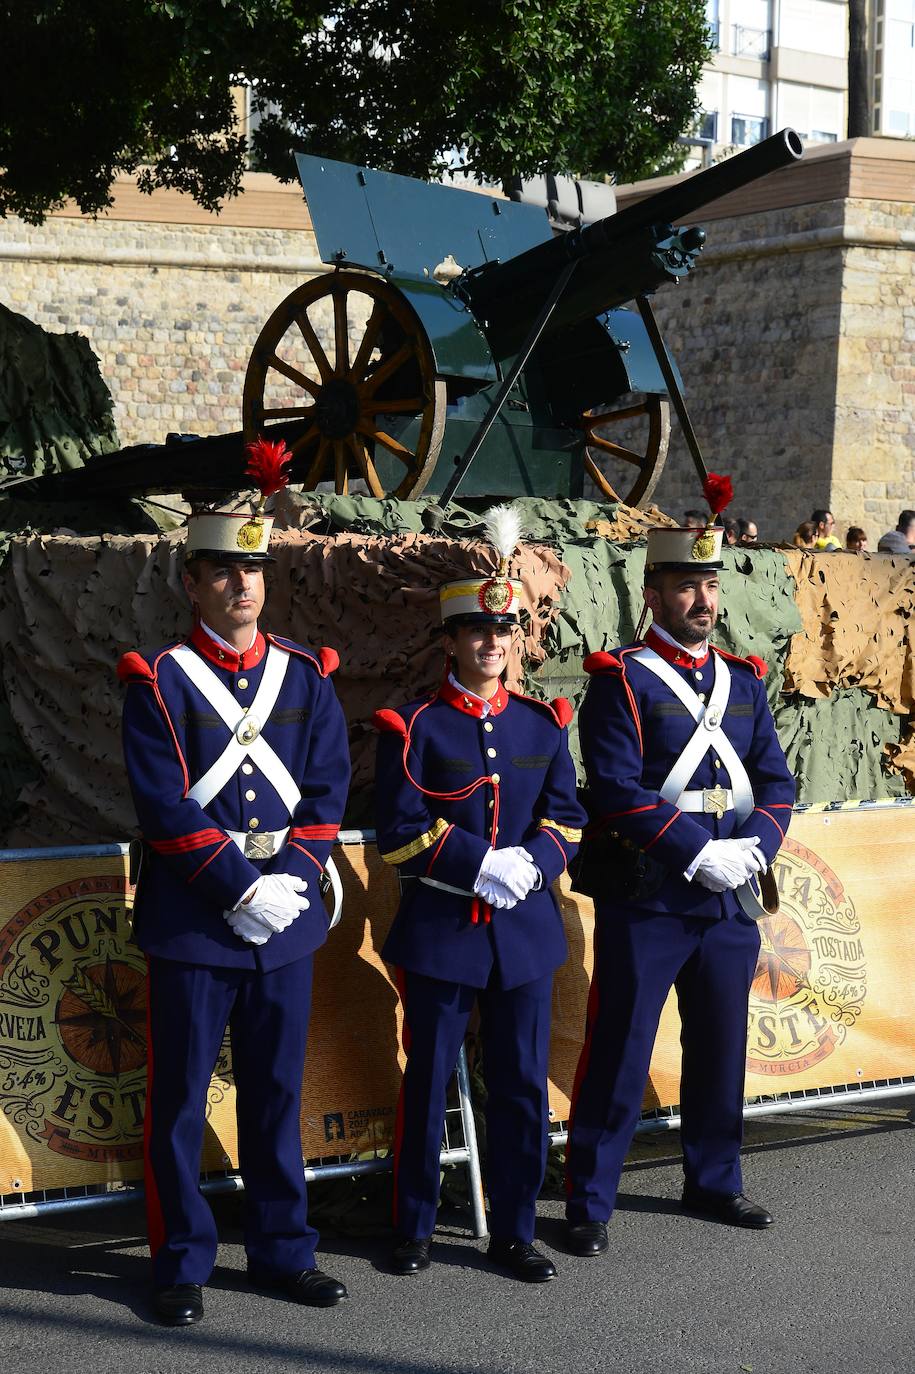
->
[698,111,719,141]
[776,1,846,59]
[731,114,769,145]
[732,25,770,59]
[777,81,843,143]
[705,0,720,49]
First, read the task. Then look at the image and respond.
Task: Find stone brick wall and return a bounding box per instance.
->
[0,213,325,443]
[832,199,915,545]
[645,194,915,543]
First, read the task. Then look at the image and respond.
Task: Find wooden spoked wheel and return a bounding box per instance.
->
[582,394,671,508]
[243,269,446,497]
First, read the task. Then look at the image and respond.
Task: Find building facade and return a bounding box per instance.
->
[695,1,915,158]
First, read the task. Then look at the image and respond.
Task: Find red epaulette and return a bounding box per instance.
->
[551,697,574,728]
[373,708,408,737]
[583,651,622,675]
[266,635,339,677]
[117,651,154,683]
[713,646,767,679]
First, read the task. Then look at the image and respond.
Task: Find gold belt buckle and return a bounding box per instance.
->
[244,831,276,860]
[703,786,728,819]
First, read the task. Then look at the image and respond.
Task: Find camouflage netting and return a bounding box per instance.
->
[0,302,120,477]
[0,497,913,846]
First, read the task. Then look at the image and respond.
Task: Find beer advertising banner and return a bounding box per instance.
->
[548,806,915,1120]
[2,810,914,1198]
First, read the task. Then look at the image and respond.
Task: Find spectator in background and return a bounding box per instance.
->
[792,522,817,549]
[845,527,868,553]
[877,511,915,555]
[684,509,706,530]
[722,518,739,546]
[736,518,758,544]
[811,510,841,551]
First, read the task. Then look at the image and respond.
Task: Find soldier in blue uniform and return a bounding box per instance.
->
[564,519,795,1257]
[119,440,351,1325]
[374,506,586,1282]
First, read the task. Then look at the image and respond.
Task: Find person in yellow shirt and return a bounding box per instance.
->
[810,509,841,551]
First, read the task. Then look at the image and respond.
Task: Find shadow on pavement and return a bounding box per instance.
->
[0,1300,514,1372]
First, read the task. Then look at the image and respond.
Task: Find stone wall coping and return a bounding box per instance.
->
[48,170,315,232]
[41,137,915,236]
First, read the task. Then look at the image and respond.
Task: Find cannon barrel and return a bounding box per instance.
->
[464,128,804,357]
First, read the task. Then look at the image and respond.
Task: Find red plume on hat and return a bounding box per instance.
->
[245,436,292,510]
[702,472,734,519]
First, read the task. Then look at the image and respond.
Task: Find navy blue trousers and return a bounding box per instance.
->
[394,968,553,1243]
[565,903,761,1223]
[144,954,316,1286]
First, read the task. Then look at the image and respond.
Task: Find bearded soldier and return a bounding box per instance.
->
[564,502,795,1258]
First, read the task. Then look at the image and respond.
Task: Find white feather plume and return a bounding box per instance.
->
[481,503,524,563]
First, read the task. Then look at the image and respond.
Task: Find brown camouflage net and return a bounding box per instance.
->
[782,548,915,786]
[783,548,915,711]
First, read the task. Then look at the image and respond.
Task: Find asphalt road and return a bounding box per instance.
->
[1,1102,912,1374]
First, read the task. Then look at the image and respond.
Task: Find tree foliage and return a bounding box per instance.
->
[1,0,711,224]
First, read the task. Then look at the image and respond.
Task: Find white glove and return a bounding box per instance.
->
[240,873,310,933]
[475,876,518,910]
[225,908,272,945]
[693,837,763,893]
[475,846,539,901]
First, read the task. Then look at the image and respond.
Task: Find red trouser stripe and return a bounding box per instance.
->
[143,957,166,1259]
[391,966,411,1230]
[564,945,602,1197]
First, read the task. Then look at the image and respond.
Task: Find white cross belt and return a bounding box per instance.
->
[169,644,302,815]
[630,647,754,824]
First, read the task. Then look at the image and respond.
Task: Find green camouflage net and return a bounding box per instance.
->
[0,302,119,477]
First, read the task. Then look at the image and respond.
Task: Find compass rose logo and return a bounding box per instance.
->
[746,837,866,1076]
[55,956,146,1078]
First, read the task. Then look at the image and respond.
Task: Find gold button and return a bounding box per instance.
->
[491,772,500,783]
[486,747,497,758]
[218,651,225,661]
[245,789,256,801]
[488,800,494,809]
[238,677,249,689]
[242,763,254,775]
[248,818,259,830]
[694,671,703,681]
[713,759,722,769]
[483,721,494,733]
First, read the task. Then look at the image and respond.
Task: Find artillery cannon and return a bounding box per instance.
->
[240,127,802,508]
[10,129,803,508]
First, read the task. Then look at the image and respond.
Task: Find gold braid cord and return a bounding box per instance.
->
[380,817,449,866]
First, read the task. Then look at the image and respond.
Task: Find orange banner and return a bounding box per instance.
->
[1,809,914,1195]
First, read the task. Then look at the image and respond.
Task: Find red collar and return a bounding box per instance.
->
[644,625,710,670]
[438,676,509,718]
[190,623,267,673]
